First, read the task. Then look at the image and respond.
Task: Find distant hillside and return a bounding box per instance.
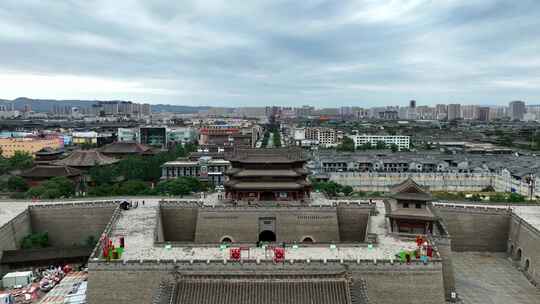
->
[0,97,210,114]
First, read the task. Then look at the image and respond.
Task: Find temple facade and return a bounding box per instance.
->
[224,148,311,201]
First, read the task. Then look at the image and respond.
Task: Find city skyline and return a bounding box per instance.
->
[1,1,540,107]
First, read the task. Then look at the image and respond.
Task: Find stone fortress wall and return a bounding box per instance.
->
[433,203,540,286]
[28,202,117,248]
[2,199,538,303]
[158,202,373,244]
[0,209,31,276]
[508,213,540,285]
[87,259,445,304]
[330,172,538,197]
[432,205,511,252]
[0,202,118,278]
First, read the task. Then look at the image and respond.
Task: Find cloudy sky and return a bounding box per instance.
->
[1,0,539,107]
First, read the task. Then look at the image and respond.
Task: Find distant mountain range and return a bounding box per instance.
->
[0,97,211,114]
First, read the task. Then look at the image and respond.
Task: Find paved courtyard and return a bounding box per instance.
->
[452,252,540,304]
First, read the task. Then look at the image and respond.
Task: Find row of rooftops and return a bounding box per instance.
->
[315,151,540,177]
[229,148,308,163]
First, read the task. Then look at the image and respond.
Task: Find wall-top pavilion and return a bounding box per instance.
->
[224,148,311,202]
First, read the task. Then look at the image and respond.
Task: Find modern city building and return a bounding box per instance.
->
[0,137,63,157]
[117,128,139,142]
[447,104,461,121]
[461,105,478,120]
[304,127,337,147]
[140,127,167,147]
[477,107,490,122]
[509,100,526,121]
[348,134,410,151]
[435,104,447,120]
[161,157,230,186]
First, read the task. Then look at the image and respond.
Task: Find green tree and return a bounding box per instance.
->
[0,156,10,175]
[88,165,119,186]
[45,177,75,197]
[375,141,387,149]
[531,131,540,150]
[26,186,46,198]
[21,232,49,249]
[9,151,33,170]
[390,144,399,153]
[341,185,354,196]
[25,177,75,199]
[507,193,525,203]
[87,184,118,197]
[337,137,355,152]
[117,180,149,195]
[272,128,281,147]
[359,143,372,150]
[489,193,506,202]
[7,176,29,192]
[156,177,204,196]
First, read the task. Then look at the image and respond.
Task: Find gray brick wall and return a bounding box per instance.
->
[87,261,445,304]
[161,206,198,242]
[0,209,31,276]
[433,207,510,252]
[29,205,115,248]
[508,214,540,285]
[193,208,341,243]
[337,206,370,242]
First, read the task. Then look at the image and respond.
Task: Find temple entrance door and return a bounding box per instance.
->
[258,217,276,242]
[260,192,274,200]
[259,230,276,242]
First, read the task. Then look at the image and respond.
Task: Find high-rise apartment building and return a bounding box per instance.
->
[461,105,479,120]
[436,104,447,120]
[477,107,490,122]
[447,104,461,120]
[509,100,526,121]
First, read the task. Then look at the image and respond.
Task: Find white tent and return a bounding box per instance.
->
[1,271,34,289]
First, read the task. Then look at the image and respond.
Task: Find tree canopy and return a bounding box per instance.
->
[25,176,75,199]
[311,180,354,197]
[337,137,355,152]
[0,151,34,174]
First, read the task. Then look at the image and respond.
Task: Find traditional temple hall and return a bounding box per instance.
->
[224,148,312,201]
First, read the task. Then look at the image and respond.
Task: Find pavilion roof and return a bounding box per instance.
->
[225,181,310,190]
[227,169,308,178]
[99,141,155,155]
[20,165,82,178]
[53,149,119,167]
[389,178,432,201]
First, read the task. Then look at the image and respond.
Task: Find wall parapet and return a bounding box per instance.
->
[511,213,540,237]
[89,205,122,259]
[160,201,374,212]
[89,257,443,271]
[431,203,512,214]
[0,208,29,231]
[29,201,118,209]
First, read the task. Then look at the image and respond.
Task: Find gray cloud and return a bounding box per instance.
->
[0,0,539,107]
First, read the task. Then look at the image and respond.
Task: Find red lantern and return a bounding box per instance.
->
[416,235,423,247]
[427,246,433,257]
[230,248,241,261]
[273,247,285,262]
